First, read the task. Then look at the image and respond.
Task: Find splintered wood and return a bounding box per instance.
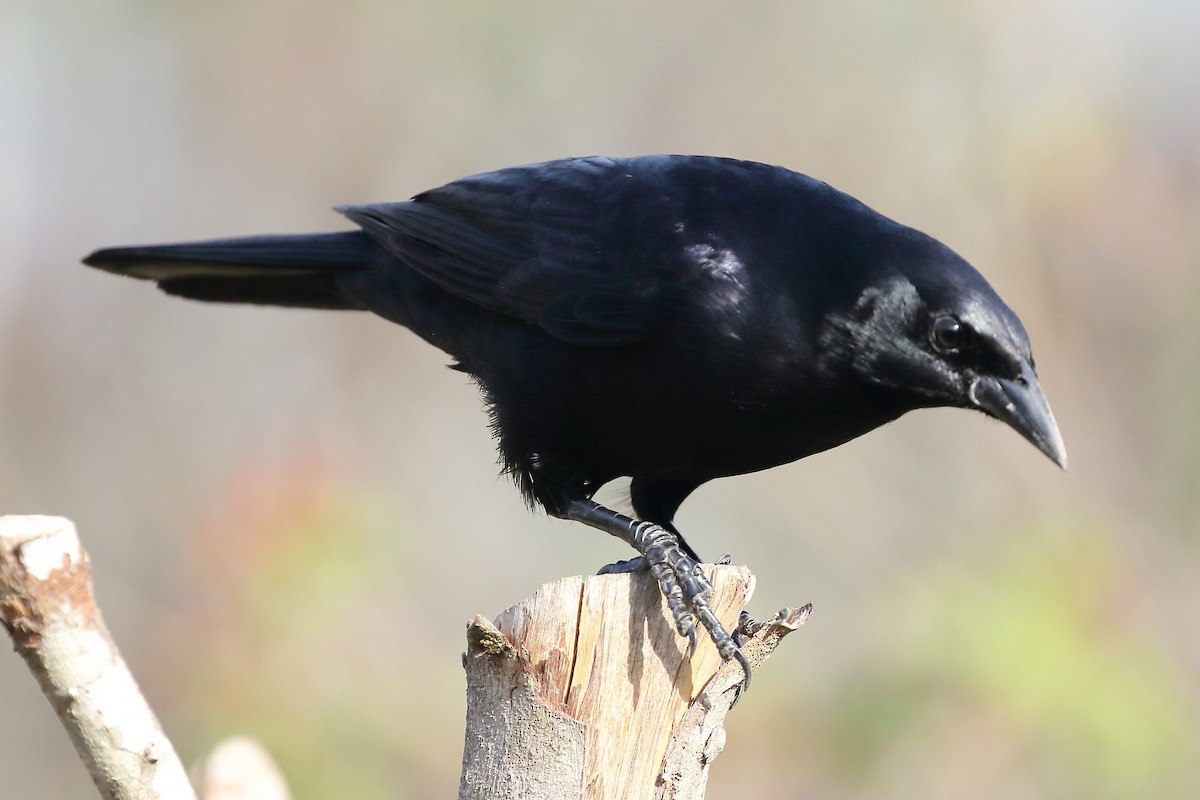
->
[458,566,806,800]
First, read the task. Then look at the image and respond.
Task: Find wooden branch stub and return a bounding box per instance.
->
[194,737,293,800]
[0,515,197,800]
[459,566,810,800]
[658,604,812,799]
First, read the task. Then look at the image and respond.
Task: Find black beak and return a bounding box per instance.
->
[969,366,1067,469]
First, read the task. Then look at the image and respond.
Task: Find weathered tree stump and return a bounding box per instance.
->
[459,566,810,800]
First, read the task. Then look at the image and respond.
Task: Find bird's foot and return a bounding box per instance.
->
[597,556,647,574]
[627,520,752,689]
[563,499,751,689]
[733,609,764,647]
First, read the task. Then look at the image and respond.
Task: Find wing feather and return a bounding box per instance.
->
[338,157,678,345]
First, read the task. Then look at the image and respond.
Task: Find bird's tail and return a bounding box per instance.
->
[82,231,374,309]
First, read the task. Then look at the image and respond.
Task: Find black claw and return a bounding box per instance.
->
[686,627,699,657]
[733,647,752,692]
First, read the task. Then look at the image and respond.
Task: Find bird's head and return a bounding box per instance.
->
[819,240,1067,469]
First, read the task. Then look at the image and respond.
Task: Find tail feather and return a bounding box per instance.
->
[154,273,350,308]
[83,231,373,309]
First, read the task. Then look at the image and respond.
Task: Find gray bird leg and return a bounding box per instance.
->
[565,498,752,689]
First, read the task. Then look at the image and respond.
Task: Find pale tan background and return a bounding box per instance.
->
[3,2,1198,798]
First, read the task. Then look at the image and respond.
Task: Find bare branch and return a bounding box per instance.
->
[194,737,292,800]
[0,515,197,800]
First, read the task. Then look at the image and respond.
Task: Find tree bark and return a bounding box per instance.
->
[459,566,810,800]
[0,515,198,800]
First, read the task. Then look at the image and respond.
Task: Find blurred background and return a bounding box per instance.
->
[2,1,1198,798]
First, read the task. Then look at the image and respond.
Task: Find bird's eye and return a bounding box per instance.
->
[931,316,963,352]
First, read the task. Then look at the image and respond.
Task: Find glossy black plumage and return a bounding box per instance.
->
[84,155,1066,680]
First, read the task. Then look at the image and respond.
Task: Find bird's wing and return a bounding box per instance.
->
[337,157,684,346]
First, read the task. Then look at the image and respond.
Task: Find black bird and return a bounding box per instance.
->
[84,155,1066,684]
